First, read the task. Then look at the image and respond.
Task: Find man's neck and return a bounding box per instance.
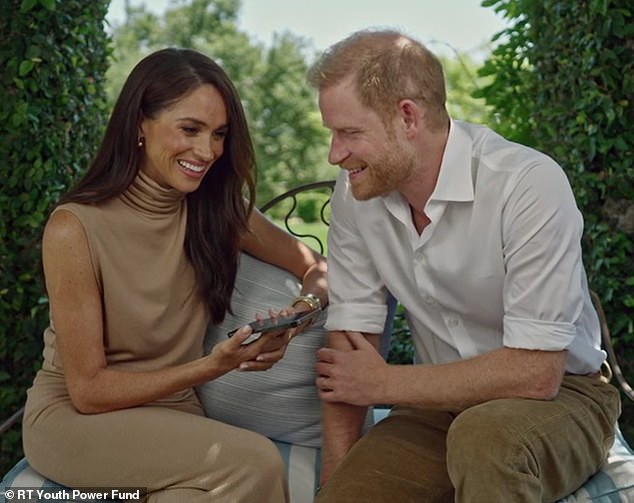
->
[410,205,431,235]
[399,125,449,213]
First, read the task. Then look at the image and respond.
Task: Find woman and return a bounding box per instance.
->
[22,48,327,503]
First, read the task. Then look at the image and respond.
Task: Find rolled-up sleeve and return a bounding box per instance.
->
[503,316,576,350]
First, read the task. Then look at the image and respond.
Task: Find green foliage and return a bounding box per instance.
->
[296,192,331,223]
[387,304,415,364]
[478,0,634,441]
[248,32,336,203]
[0,0,111,473]
[439,52,494,125]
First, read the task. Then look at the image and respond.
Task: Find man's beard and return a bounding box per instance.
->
[349,147,415,201]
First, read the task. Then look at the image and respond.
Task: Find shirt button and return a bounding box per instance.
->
[448,318,459,327]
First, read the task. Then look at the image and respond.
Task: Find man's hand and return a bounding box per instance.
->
[316,331,387,405]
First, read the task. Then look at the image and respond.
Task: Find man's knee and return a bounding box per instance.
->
[447,400,527,472]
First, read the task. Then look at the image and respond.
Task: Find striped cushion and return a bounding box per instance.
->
[274,440,321,503]
[558,424,634,502]
[196,253,329,447]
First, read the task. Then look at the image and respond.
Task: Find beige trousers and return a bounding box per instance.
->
[23,371,289,503]
[315,375,621,503]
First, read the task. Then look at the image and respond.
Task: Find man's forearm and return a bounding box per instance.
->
[318,330,381,484]
[320,400,367,485]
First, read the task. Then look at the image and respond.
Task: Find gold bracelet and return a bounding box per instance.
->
[291,293,322,311]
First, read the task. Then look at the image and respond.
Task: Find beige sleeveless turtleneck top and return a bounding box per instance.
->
[41,171,208,375]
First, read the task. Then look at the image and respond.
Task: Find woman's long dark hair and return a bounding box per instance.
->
[59,48,256,323]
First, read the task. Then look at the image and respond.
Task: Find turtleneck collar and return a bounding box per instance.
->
[120,170,186,215]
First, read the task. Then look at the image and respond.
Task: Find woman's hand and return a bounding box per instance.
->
[231,304,322,369]
[272,300,322,335]
[208,309,294,371]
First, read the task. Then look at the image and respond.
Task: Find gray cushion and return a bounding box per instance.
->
[197,252,331,447]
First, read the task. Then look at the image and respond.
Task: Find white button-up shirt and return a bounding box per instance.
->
[325,120,605,374]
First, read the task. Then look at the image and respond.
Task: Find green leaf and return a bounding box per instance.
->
[18,59,34,76]
[20,0,38,12]
[39,0,56,10]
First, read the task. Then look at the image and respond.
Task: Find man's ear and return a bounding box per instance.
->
[398,99,421,139]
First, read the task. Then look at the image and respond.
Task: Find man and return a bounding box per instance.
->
[308,29,621,502]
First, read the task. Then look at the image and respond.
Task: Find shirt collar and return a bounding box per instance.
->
[431,119,474,203]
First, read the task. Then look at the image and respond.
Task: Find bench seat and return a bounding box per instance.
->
[2,410,633,503]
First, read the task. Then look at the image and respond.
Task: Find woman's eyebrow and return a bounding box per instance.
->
[177,117,208,125]
[178,117,229,130]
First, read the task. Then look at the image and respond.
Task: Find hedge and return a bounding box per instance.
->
[0,0,111,473]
